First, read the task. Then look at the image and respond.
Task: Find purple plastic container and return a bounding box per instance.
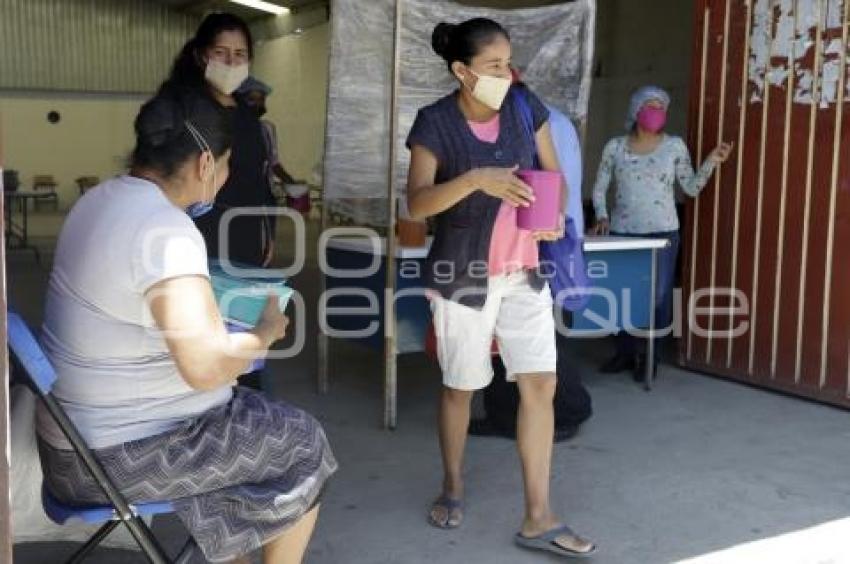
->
[515,170,561,231]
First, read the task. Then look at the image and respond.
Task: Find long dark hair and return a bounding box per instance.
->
[168,12,254,90]
[431,18,510,72]
[130,82,232,179]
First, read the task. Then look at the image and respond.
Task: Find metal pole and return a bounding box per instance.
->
[769,0,800,378]
[705,0,732,363]
[820,0,850,387]
[646,247,658,391]
[0,108,11,564]
[727,0,753,368]
[66,521,120,564]
[578,0,593,212]
[579,0,596,152]
[384,0,403,430]
[316,0,338,395]
[687,5,711,361]
[794,0,826,383]
[748,0,778,375]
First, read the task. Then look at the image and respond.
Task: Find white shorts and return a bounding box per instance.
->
[430,271,557,391]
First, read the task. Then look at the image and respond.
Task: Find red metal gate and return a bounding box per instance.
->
[681,0,850,407]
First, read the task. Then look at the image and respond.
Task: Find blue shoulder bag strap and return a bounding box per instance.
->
[512,86,590,312]
[513,86,540,168]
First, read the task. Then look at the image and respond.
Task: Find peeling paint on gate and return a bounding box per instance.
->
[749,0,849,106]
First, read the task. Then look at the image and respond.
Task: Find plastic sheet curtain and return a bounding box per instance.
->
[323,0,596,226]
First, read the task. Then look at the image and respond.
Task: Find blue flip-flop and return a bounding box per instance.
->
[515,524,597,558]
[427,495,464,529]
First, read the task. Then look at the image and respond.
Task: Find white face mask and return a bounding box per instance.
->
[205,60,250,95]
[463,68,512,111]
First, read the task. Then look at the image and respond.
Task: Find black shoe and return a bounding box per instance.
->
[600,354,635,373]
[554,424,580,443]
[633,355,658,383]
[468,418,497,436]
[468,418,515,438]
[471,418,580,443]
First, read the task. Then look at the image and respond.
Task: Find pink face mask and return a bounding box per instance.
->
[637,107,667,133]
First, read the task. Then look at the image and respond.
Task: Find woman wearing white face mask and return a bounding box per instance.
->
[406,18,595,558]
[168,13,278,270]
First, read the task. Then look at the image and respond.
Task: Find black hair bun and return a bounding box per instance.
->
[431,22,456,61]
[135,83,208,148]
[136,89,182,148]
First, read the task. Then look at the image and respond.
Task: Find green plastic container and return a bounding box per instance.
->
[209,260,292,328]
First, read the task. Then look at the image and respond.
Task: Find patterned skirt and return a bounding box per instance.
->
[39,387,338,563]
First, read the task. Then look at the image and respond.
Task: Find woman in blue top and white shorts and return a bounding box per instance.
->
[406,17,595,559]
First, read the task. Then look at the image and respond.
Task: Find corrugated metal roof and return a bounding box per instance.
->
[0,0,200,93]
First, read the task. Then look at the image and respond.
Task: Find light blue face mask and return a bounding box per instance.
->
[184,120,216,218]
[186,200,214,218]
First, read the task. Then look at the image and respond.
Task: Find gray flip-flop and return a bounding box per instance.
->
[427,495,464,530]
[515,525,597,558]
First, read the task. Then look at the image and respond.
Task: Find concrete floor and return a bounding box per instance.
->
[8,213,850,564]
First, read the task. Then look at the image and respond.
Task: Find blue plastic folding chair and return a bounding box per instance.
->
[7,310,198,564]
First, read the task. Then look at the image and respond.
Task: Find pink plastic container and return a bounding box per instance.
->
[285,183,311,214]
[515,170,561,230]
[286,194,311,214]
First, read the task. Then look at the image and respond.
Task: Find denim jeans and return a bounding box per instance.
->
[610,230,680,360]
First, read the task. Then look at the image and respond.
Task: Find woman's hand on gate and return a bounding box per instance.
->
[709,142,734,164]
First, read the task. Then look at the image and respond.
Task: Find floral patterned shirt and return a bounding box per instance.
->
[592,135,716,234]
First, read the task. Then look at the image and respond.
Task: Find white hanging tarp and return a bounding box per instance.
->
[323,0,596,226]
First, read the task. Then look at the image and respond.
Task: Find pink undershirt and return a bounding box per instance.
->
[467,115,539,276]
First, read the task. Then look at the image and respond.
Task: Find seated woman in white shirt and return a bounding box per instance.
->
[36,83,336,564]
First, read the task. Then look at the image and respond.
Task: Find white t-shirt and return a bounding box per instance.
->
[36,175,232,450]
